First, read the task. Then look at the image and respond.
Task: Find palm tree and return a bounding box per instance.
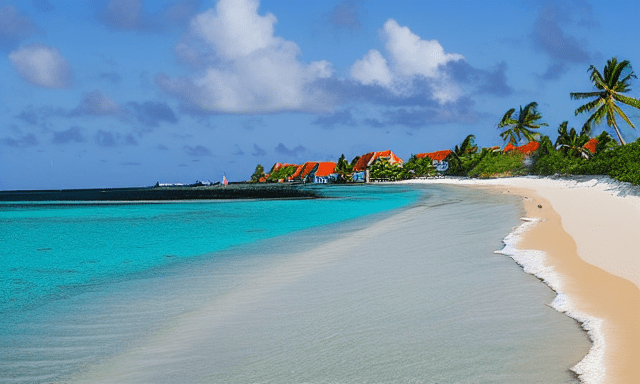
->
[570,57,640,145]
[554,121,592,159]
[334,154,353,183]
[497,102,548,145]
[448,134,482,175]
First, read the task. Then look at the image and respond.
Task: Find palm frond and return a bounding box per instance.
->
[497,108,516,127]
[613,93,640,109]
[574,98,603,115]
[612,103,636,129]
[570,91,604,100]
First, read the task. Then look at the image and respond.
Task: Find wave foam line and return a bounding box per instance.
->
[495,218,606,384]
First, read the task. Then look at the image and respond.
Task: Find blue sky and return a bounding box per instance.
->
[2,0,639,190]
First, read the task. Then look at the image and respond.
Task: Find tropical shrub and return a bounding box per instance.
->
[268,165,297,182]
[334,154,353,183]
[467,151,526,178]
[530,150,586,175]
[369,158,404,181]
[250,164,265,182]
[583,139,640,184]
[402,155,436,178]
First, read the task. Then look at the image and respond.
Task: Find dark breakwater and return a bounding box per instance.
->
[0,183,320,201]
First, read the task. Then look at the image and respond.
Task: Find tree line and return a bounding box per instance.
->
[251,57,640,185]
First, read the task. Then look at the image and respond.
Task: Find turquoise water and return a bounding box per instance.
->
[0,185,590,383]
[0,185,418,316]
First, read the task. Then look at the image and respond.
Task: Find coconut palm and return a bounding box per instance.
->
[570,57,640,145]
[448,134,483,175]
[554,121,592,159]
[498,102,548,145]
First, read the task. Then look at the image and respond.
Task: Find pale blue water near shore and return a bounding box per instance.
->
[0,185,590,383]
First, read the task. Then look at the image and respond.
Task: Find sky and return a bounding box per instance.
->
[2,0,640,190]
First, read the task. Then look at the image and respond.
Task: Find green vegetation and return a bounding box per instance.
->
[498,102,548,145]
[251,56,640,186]
[369,158,404,181]
[335,154,353,183]
[570,57,640,145]
[268,165,297,182]
[402,155,436,178]
[467,151,526,178]
[250,164,265,182]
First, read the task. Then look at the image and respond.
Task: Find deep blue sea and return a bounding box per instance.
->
[0,184,590,383]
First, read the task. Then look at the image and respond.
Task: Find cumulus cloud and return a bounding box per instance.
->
[9,44,72,88]
[157,0,334,113]
[349,19,464,103]
[0,4,36,46]
[350,49,393,88]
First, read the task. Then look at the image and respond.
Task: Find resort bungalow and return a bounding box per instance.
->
[503,141,540,156]
[310,162,338,183]
[289,162,317,182]
[264,162,299,182]
[289,161,338,183]
[584,138,599,154]
[416,149,452,173]
[351,150,403,182]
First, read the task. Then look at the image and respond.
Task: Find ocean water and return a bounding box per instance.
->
[0,184,591,383]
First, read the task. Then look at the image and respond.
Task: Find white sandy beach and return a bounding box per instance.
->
[403,176,640,384]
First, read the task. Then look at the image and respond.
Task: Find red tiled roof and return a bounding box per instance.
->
[416,149,452,162]
[504,141,539,156]
[289,162,318,179]
[352,153,375,171]
[352,150,402,171]
[269,162,298,174]
[584,138,598,154]
[314,162,337,177]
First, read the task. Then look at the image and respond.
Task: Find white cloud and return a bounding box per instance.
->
[349,49,393,87]
[9,43,72,88]
[160,0,334,114]
[350,19,464,103]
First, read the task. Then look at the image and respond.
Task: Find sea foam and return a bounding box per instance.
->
[496,217,606,384]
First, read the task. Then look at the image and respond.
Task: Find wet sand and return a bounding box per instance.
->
[405,176,640,383]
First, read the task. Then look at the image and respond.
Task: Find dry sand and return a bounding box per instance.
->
[403,176,640,384]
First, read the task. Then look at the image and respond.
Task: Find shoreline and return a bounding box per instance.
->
[402,176,640,384]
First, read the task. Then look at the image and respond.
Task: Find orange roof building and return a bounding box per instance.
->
[290,162,317,180]
[352,150,403,172]
[269,162,298,174]
[584,138,599,154]
[288,161,337,183]
[416,149,452,162]
[504,141,539,156]
[314,162,337,177]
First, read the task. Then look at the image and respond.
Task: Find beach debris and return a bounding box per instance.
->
[538,204,542,208]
